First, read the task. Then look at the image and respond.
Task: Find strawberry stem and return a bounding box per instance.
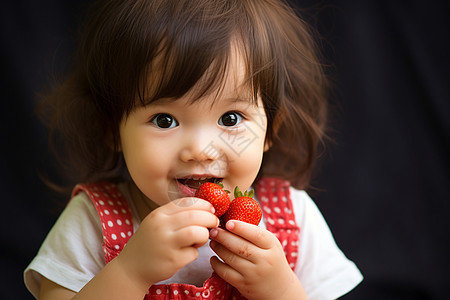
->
[233,186,254,198]
[234,186,243,198]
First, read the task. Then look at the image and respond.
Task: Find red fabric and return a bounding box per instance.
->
[254,178,300,270]
[73,182,134,264]
[73,177,299,299]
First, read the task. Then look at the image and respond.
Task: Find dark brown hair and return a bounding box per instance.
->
[40,0,328,190]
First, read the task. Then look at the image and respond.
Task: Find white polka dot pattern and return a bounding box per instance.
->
[146,275,242,299]
[72,182,134,264]
[255,177,300,271]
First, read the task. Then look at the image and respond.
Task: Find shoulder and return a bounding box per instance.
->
[288,187,363,299]
[71,190,104,220]
[288,187,328,227]
[24,189,105,297]
[288,187,312,207]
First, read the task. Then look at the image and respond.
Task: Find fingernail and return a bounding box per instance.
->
[211,206,216,214]
[209,228,218,238]
[226,220,235,230]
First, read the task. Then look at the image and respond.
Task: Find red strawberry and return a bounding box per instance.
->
[223,186,262,225]
[195,182,230,217]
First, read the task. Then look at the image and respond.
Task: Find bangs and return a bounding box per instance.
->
[114,0,283,114]
[82,0,281,117]
[141,36,263,108]
[130,3,260,111]
[138,37,233,107]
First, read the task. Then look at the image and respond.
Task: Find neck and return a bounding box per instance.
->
[129,181,159,221]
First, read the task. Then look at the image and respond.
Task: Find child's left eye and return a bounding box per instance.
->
[150,113,179,129]
[218,111,243,127]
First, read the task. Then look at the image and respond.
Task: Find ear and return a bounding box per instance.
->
[264,139,272,152]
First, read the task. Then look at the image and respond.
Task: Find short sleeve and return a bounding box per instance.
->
[291,189,363,300]
[24,192,105,298]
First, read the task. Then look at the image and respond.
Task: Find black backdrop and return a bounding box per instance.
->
[1,1,449,299]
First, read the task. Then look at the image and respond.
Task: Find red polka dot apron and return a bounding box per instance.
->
[72,177,300,299]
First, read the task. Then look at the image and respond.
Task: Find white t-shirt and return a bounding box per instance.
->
[24,183,363,299]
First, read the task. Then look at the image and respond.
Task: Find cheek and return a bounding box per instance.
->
[122,140,177,205]
[120,129,171,181]
[126,143,170,177]
[228,136,265,190]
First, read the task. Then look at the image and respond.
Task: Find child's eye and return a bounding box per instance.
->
[218,111,243,127]
[150,113,179,129]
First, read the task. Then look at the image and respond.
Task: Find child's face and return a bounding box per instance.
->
[119,46,268,206]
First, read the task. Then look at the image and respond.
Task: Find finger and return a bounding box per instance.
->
[210,256,244,286]
[175,225,211,248]
[210,240,253,270]
[171,209,219,231]
[225,220,275,249]
[209,227,259,263]
[167,197,215,212]
[179,246,200,266]
[165,197,216,214]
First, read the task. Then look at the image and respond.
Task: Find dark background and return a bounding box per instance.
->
[1,0,448,299]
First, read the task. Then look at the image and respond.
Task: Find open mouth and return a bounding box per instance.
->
[176,176,223,197]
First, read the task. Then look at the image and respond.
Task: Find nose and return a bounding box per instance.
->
[179,130,223,163]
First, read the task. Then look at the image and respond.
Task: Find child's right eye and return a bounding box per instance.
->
[150,113,179,129]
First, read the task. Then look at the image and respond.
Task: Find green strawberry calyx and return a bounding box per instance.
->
[233,186,254,199]
[214,181,230,194]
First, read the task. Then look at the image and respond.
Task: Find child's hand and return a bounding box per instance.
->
[115,197,218,289]
[209,221,308,300]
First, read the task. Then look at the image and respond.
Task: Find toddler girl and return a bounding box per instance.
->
[25,0,363,299]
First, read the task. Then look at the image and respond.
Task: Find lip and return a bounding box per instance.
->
[175,174,223,197]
